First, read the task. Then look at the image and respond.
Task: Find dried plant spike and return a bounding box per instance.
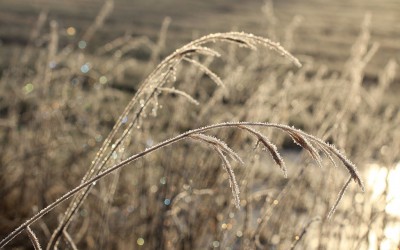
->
[189,133,242,208]
[189,133,244,165]
[238,125,287,177]
[183,57,225,87]
[258,137,287,178]
[177,32,301,67]
[296,131,364,190]
[327,176,352,218]
[26,226,42,250]
[332,149,365,191]
[185,46,221,57]
[225,32,302,67]
[287,131,323,168]
[158,87,199,105]
[214,147,241,209]
[317,144,338,168]
[306,138,365,191]
[223,36,258,50]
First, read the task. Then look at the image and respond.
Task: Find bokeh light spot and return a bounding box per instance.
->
[137,238,144,246]
[80,63,90,73]
[160,177,166,185]
[99,76,108,84]
[66,27,76,36]
[23,83,34,94]
[78,40,87,49]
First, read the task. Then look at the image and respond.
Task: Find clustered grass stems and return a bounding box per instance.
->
[0,122,363,248]
[0,31,363,249]
[46,31,302,249]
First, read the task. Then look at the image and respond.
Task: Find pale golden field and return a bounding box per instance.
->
[0,1,399,249]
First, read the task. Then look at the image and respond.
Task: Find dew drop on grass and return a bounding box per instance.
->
[112,152,118,160]
[146,139,154,147]
[151,107,158,117]
[121,116,128,124]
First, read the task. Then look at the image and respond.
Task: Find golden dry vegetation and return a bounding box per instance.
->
[0,0,399,249]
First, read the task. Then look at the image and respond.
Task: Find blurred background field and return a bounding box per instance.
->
[1,0,400,86]
[0,0,399,249]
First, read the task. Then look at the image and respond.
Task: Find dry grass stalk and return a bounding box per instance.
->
[147,16,172,71]
[214,147,241,208]
[62,231,78,250]
[26,226,42,250]
[287,130,323,168]
[82,0,114,43]
[189,133,243,208]
[189,133,244,164]
[167,189,215,236]
[289,217,321,250]
[316,144,338,168]
[42,20,58,93]
[238,125,287,177]
[327,176,352,218]
[21,10,48,64]
[158,87,199,105]
[183,57,225,87]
